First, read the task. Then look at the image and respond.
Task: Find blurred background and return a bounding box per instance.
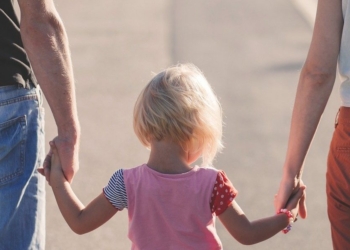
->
[38,0,336,249]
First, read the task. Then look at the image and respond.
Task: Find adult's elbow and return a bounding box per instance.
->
[300,66,336,88]
[20,10,65,40]
[19,11,67,57]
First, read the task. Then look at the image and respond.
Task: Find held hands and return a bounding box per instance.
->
[38,141,68,186]
[39,135,79,183]
[51,135,80,183]
[283,184,306,221]
[275,177,307,219]
[275,185,305,234]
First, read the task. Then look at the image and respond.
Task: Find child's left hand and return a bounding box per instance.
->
[284,185,306,221]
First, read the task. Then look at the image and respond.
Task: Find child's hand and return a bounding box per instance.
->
[275,178,307,219]
[37,146,53,183]
[283,185,306,221]
[49,141,68,186]
[38,141,67,186]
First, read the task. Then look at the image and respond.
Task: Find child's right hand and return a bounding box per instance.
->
[283,185,306,221]
[41,141,67,186]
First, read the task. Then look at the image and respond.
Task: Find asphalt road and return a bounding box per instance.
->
[43,0,336,249]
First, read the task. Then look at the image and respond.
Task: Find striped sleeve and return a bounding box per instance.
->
[103,169,128,210]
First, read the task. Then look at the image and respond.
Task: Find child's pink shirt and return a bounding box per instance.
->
[123,164,223,250]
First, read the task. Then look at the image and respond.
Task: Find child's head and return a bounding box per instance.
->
[133,63,223,166]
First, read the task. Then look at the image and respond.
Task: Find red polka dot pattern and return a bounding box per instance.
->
[210,170,237,216]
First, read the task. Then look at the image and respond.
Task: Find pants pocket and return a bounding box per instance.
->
[0,116,27,187]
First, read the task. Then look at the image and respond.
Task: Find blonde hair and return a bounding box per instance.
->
[133,63,223,166]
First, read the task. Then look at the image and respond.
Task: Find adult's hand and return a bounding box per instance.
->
[41,135,79,183]
[275,177,307,219]
[52,135,79,183]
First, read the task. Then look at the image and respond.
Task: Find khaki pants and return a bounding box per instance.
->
[327,107,350,250]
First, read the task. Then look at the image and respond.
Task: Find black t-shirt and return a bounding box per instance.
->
[0,0,37,87]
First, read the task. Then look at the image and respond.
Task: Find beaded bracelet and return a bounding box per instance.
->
[277,209,294,234]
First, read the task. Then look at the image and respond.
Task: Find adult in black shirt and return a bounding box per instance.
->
[0,1,80,249]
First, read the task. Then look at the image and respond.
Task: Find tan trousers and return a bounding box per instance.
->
[327,107,350,250]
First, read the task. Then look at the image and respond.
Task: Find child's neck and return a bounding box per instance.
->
[147,139,194,174]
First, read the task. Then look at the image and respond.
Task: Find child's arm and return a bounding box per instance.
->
[48,142,118,234]
[218,186,304,245]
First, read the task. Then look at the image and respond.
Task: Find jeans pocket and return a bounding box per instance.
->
[0,116,27,186]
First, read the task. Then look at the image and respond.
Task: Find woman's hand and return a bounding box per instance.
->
[275,177,307,219]
[284,184,306,221]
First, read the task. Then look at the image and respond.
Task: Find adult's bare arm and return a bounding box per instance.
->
[18,0,80,182]
[275,0,343,218]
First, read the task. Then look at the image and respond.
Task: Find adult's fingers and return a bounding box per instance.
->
[298,190,307,219]
[285,186,305,210]
[49,140,57,152]
[51,137,78,183]
[43,147,53,169]
[275,192,290,212]
[274,181,295,212]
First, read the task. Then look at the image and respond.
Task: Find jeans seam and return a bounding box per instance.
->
[0,94,38,107]
[0,116,26,128]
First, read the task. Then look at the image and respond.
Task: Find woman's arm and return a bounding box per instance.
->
[18,0,80,182]
[275,0,343,217]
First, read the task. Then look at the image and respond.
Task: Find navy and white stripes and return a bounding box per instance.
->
[103,169,128,210]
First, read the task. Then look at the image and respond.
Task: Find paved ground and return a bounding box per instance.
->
[43,0,336,249]
[292,0,318,26]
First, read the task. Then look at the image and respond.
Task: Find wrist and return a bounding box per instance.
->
[51,171,69,189]
[57,127,81,145]
[282,160,303,181]
[51,180,70,196]
[277,209,294,234]
[57,118,81,138]
[281,169,300,189]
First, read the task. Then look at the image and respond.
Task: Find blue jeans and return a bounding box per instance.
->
[0,85,45,250]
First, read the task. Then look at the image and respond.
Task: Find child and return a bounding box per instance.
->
[41,64,305,249]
